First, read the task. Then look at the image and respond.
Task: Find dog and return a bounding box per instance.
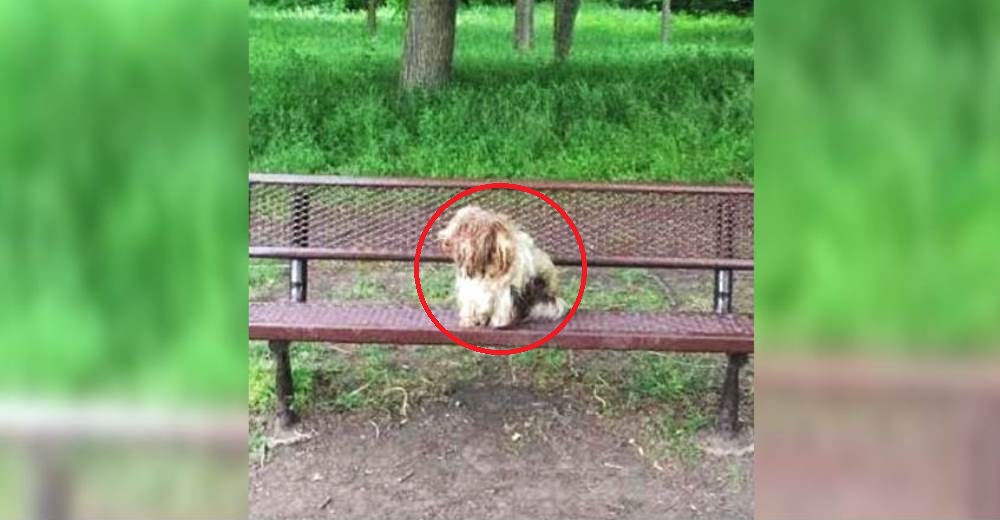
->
[436,205,567,328]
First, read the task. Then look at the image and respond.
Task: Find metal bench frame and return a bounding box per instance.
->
[249,174,753,435]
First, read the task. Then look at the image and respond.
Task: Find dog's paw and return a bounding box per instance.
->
[488,315,514,329]
[459,315,489,328]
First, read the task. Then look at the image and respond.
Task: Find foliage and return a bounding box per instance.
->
[250,4,753,183]
[617,0,751,14]
[249,0,753,14]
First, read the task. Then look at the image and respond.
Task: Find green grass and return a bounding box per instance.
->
[561,268,671,311]
[250,4,752,183]
[417,265,455,305]
[250,260,284,291]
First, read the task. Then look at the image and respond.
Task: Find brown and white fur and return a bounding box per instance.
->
[437,206,567,328]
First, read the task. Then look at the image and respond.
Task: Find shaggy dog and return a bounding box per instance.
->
[437,206,567,328]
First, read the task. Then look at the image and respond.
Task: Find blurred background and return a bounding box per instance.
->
[757,0,1000,518]
[0,0,247,518]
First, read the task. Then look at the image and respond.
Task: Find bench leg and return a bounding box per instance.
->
[717,352,748,437]
[268,340,299,428]
[31,445,69,520]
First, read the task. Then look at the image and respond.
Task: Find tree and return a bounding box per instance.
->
[513,0,534,51]
[400,0,458,90]
[553,0,581,62]
[367,0,378,37]
[660,0,671,43]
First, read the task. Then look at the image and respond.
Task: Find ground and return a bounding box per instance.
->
[250,382,752,520]
[249,261,753,519]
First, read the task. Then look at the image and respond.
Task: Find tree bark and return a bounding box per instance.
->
[660,0,671,43]
[553,0,581,62]
[513,0,535,51]
[400,0,458,91]
[367,0,378,37]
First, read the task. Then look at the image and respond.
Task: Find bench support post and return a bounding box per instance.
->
[717,352,748,436]
[31,445,69,520]
[268,340,298,428]
[290,258,308,303]
[270,188,310,428]
[713,268,732,314]
[714,268,746,436]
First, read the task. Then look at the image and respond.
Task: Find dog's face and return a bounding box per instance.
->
[437,206,514,278]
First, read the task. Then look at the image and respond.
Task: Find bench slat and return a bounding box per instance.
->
[249,302,753,353]
[249,246,754,270]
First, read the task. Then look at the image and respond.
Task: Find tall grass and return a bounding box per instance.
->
[250,4,753,183]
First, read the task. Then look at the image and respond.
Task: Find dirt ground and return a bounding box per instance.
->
[249,382,752,520]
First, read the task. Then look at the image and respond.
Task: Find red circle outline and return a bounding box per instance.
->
[413,183,588,356]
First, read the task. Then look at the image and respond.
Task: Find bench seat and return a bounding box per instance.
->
[250,302,753,353]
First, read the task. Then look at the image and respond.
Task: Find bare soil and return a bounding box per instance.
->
[249,382,752,520]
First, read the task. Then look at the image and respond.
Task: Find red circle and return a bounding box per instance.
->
[413,183,588,356]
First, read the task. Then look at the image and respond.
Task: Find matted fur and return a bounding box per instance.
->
[437,206,567,328]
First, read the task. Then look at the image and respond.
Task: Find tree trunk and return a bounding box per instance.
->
[660,0,671,43]
[400,0,458,91]
[367,0,378,37]
[513,0,535,51]
[553,0,581,62]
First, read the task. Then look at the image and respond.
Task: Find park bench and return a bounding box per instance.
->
[249,173,754,435]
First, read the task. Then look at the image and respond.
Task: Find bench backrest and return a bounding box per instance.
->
[249,174,753,270]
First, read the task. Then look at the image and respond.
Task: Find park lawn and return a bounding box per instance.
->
[250,4,753,183]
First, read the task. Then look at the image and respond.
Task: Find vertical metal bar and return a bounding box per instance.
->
[290,188,310,303]
[272,186,310,429]
[717,352,748,436]
[715,195,746,437]
[714,268,733,314]
[31,445,69,520]
[714,195,735,315]
[290,259,307,303]
[268,340,299,428]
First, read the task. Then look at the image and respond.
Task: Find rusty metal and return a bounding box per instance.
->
[718,352,749,435]
[250,173,753,195]
[249,174,754,270]
[268,340,298,428]
[250,246,753,270]
[288,188,310,303]
[249,302,754,353]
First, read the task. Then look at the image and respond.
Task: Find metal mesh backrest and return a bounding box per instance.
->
[249,174,753,269]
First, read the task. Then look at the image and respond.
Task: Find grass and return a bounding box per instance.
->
[250,4,753,183]
[561,268,671,311]
[250,260,285,291]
